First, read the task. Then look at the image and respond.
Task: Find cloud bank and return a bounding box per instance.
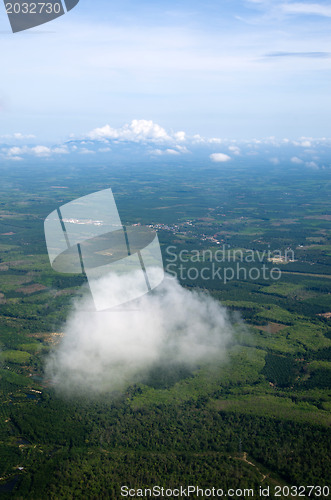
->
[1,120,331,169]
[45,276,234,396]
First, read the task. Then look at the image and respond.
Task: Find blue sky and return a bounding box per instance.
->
[0,0,331,143]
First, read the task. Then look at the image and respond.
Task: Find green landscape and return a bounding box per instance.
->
[0,159,330,499]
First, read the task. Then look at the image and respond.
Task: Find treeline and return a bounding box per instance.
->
[5,396,330,498]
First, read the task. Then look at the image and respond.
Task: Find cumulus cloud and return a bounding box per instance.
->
[86,120,224,148]
[293,138,312,147]
[31,146,52,157]
[270,157,280,165]
[7,146,25,157]
[45,276,234,396]
[174,131,187,142]
[210,153,231,163]
[87,119,172,143]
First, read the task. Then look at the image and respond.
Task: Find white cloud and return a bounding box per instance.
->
[228,145,241,155]
[2,122,331,164]
[4,144,68,159]
[291,156,303,164]
[0,133,35,141]
[45,277,234,395]
[174,131,187,142]
[292,138,313,147]
[281,3,331,18]
[151,148,180,156]
[175,145,190,154]
[210,153,231,163]
[207,138,223,144]
[191,134,222,145]
[7,146,25,156]
[79,148,95,155]
[165,148,180,155]
[87,119,172,143]
[306,161,319,169]
[192,134,205,144]
[52,146,69,155]
[31,146,52,157]
[86,121,225,147]
[8,155,23,161]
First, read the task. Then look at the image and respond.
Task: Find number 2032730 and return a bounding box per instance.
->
[6,3,62,14]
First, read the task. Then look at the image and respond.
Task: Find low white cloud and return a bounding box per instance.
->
[0,133,36,141]
[165,148,180,155]
[228,145,241,155]
[191,134,223,145]
[79,148,95,155]
[151,148,180,156]
[192,134,205,144]
[3,144,68,160]
[293,138,312,147]
[207,138,223,144]
[175,145,190,154]
[210,153,231,163]
[7,146,25,156]
[52,146,69,155]
[98,147,111,153]
[7,155,23,161]
[45,276,235,395]
[31,146,52,157]
[291,156,303,164]
[270,157,280,165]
[306,161,319,169]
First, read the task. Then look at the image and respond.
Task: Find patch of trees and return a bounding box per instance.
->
[301,369,331,390]
[261,354,300,388]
